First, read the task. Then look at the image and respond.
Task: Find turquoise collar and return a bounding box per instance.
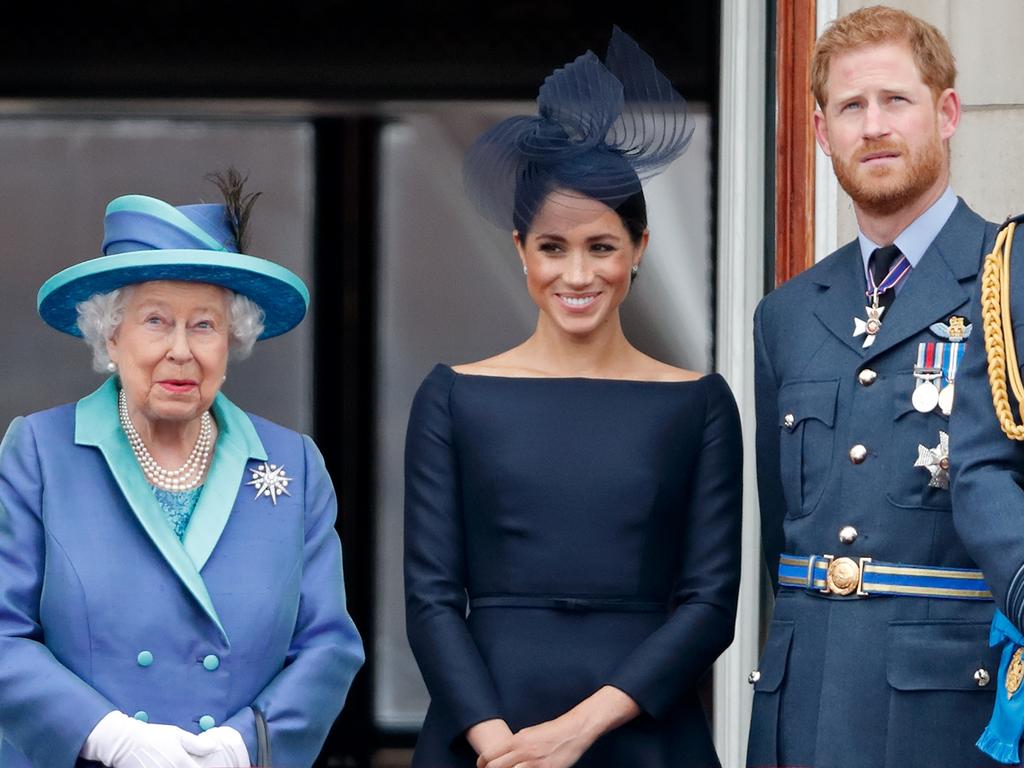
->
[75,377,268,642]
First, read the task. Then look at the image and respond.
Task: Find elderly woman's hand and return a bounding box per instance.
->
[81,711,213,768]
[189,726,250,768]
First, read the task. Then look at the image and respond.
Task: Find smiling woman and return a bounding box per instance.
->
[403,27,742,768]
[512,191,647,343]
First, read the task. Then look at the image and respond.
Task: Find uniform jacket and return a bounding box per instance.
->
[747,200,1001,768]
[952,222,1024,647]
[0,378,364,768]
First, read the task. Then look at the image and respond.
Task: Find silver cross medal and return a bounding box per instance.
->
[853,291,885,348]
[914,431,950,490]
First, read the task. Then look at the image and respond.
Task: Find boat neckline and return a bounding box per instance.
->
[441,363,713,385]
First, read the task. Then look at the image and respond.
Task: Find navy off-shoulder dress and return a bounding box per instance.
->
[404,364,742,768]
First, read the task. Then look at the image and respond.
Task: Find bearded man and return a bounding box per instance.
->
[747,7,1001,767]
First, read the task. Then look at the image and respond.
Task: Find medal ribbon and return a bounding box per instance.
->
[943,342,964,386]
[915,342,966,391]
[915,342,941,384]
[866,254,913,300]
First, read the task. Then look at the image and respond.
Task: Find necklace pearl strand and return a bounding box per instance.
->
[118,389,213,491]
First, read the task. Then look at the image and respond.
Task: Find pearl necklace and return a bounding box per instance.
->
[118,389,213,491]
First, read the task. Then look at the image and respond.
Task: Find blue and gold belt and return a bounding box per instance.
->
[779,553,993,600]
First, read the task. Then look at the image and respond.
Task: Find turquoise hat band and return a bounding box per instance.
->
[37,249,310,340]
[105,195,230,252]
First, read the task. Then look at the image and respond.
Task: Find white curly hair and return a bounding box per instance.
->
[76,284,265,373]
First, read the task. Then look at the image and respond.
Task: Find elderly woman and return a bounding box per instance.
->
[0,174,364,768]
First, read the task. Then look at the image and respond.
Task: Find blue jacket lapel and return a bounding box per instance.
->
[182,393,267,572]
[864,200,987,362]
[811,241,872,355]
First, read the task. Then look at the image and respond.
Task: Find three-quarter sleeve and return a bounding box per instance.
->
[223,434,365,766]
[605,374,743,718]
[0,417,115,767]
[950,269,1024,629]
[404,367,505,745]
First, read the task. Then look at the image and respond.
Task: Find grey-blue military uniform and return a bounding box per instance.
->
[952,218,1024,763]
[747,196,1001,768]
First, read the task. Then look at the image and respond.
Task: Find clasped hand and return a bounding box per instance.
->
[82,711,248,768]
[474,714,593,768]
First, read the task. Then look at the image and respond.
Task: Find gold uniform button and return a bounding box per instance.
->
[975,668,991,687]
[839,526,858,545]
[748,669,761,685]
[858,369,877,386]
[783,413,795,430]
[849,444,868,463]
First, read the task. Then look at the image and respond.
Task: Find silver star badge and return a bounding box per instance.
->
[914,431,950,490]
[246,462,292,505]
[853,305,886,348]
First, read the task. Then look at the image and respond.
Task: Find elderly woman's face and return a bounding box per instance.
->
[107,281,230,426]
[514,191,647,339]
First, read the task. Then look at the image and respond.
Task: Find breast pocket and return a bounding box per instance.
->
[888,373,951,510]
[777,379,839,520]
[884,620,999,767]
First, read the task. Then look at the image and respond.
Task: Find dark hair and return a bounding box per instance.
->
[513,187,648,245]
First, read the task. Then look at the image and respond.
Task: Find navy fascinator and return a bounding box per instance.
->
[463,26,694,232]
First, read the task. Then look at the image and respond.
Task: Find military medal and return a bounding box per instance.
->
[914,430,950,489]
[938,342,964,416]
[912,342,965,415]
[1008,647,1024,700]
[853,254,912,348]
[937,384,955,416]
[853,303,886,348]
[913,343,943,413]
[912,371,941,412]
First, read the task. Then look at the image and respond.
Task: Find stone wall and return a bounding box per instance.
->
[825,0,1024,248]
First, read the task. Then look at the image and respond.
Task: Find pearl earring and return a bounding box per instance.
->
[631,264,640,275]
[523,265,528,276]
[106,361,117,373]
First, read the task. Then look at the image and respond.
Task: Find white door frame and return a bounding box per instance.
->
[713,0,767,764]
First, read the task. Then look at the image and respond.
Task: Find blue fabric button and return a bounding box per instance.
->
[133,711,149,722]
[199,715,216,731]
[202,654,220,671]
[137,651,154,667]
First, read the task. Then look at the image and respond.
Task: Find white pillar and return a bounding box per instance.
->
[713,0,766,765]
[814,0,840,262]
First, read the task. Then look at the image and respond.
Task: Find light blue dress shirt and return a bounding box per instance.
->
[857,185,958,293]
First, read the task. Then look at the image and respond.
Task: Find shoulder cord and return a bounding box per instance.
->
[982,221,1024,439]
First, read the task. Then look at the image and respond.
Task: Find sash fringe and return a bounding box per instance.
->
[978,726,1021,765]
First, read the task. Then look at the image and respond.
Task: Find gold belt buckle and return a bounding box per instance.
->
[818,555,872,596]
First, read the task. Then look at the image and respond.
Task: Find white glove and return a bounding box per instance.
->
[190,726,251,768]
[81,711,216,768]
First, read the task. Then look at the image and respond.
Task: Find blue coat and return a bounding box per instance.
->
[952,220,1024,758]
[747,200,1002,768]
[0,378,364,768]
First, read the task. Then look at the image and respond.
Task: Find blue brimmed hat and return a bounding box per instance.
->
[37,193,310,339]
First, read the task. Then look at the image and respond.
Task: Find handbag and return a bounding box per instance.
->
[250,705,272,767]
